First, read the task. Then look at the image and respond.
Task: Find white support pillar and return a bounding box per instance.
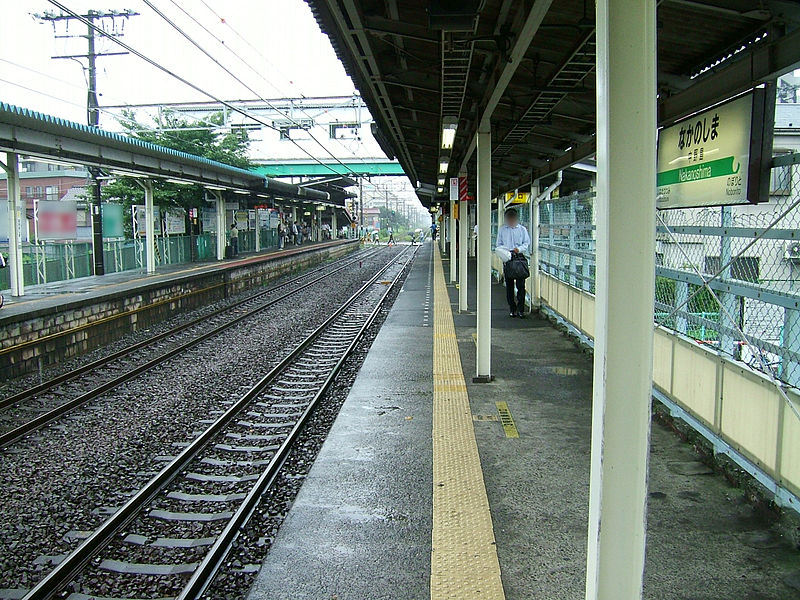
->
[255,209,261,253]
[214,191,225,260]
[4,153,24,296]
[458,197,468,312]
[449,198,457,283]
[439,214,446,254]
[586,1,656,599]
[475,124,492,381]
[143,180,156,274]
[530,179,541,307]
[332,209,338,239]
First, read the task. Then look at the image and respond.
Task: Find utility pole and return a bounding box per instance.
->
[359,177,364,230]
[35,9,139,276]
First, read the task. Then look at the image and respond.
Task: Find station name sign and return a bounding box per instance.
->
[656,88,772,209]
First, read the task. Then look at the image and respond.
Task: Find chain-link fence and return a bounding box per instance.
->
[537,164,800,388]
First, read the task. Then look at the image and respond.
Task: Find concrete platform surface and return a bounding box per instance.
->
[247,242,434,600]
[247,246,799,600]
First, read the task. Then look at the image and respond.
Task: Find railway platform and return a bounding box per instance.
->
[0,239,358,379]
[247,243,800,600]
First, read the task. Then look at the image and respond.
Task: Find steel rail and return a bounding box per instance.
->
[0,248,379,449]
[0,247,374,411]
[178,246,415,599]
[22,245,414,600]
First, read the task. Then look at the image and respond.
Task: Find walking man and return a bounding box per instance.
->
[495,208,531,318]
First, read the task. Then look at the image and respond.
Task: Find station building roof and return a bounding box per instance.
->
[306,0,800,204]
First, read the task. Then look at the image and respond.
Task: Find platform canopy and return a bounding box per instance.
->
[0,102,346,207]
[307,0,800,204]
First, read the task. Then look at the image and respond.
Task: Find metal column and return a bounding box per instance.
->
[332,209,338,239]
[676,281,689,334]
[530,179,541,307]
[143,180,156,274]
[569,195,578,287]
[784,307,800,387]
[255,209,261,253]
[4,153,24,296]
[586,1,656,599]
[475,125,492,382]
[459,197,468,312]
[449,198,457,283]
[719,206,739,357]
[214,191,225,260]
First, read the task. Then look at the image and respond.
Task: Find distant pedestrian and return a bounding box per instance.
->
[229,222,239,257]
[430,222,438,241]
[495,208,530,318]
[0,252,6,308]
[278,221,287,249]
[387,226,395,246]
[292,221,299,245]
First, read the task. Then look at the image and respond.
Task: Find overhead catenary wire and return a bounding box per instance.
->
[164,0,364,160]
[42,0,414,216]
[196,0,306,99]
[140,0,368,177]
[0,67,224,157]
[46,0,356,182]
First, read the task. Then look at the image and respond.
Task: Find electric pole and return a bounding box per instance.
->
[35,9,139,276]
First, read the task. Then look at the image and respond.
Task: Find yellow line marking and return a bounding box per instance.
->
[472,332,477,346]
[473,414,500,422]
[431,245,505,600]
[544,366,581,376]
[495,402,520,438]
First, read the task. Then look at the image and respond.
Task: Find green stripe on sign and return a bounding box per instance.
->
[657,156,739,186]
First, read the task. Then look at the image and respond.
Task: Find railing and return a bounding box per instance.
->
[536,176,800,388]
[1,229,284,291]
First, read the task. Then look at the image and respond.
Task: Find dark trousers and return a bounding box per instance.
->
[231,238,238,256]
[506,277,526,313]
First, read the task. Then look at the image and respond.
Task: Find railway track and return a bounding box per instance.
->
[20,244,415,600]
[0,247,380,449]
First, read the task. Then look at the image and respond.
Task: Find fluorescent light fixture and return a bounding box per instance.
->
[204,185,226,191]
[166,178,194,186]
[437,176,446,186]
[315,205,325,211]
[437,186,445,194]
[439,156,449,174]
[233,190,250,195]
[304,211,312,215]
[441,117,458,149]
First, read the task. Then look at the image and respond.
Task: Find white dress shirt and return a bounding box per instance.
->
[496,223,530,255]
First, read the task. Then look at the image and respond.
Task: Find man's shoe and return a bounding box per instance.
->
[509,311,517,318]
[517,311,526,319]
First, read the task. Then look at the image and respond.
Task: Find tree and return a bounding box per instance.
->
[101,109,252,237]
[378,205,410,232]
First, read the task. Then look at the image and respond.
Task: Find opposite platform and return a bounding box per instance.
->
[0,239,357,379]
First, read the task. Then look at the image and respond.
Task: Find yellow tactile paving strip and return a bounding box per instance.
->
[430,245,506,600]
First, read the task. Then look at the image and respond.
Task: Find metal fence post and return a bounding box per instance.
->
[783,307,800,386]
[720,206,740,358]
[676,280,689,334]
[569,194,577,287]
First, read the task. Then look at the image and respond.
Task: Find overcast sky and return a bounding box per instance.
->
[0,0,356,127]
